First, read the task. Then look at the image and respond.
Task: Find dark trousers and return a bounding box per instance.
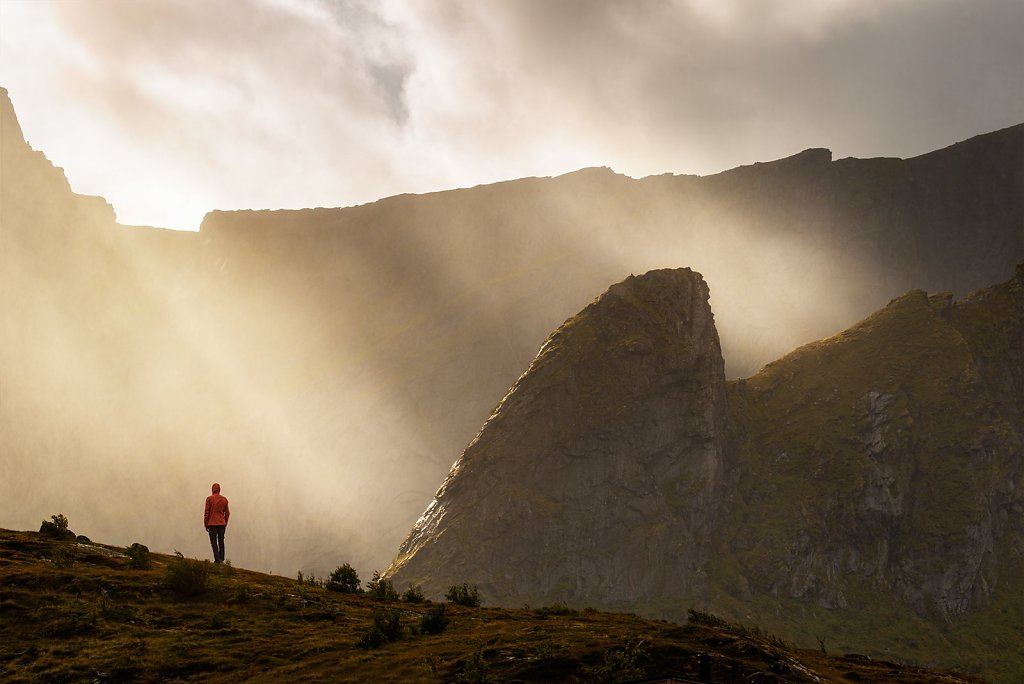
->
[207,525,226,563]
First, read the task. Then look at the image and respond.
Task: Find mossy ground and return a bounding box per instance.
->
[0,529,977,683]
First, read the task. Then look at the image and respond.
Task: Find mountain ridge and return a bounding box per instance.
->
[0,527,983,683]
[387,265,1024,680]
[2,83,1022,588]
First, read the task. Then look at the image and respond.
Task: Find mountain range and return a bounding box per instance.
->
[386,264,1023,680]
[1,79,1021,630]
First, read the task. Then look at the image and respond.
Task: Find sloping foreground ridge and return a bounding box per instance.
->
[0,529,979,683]
[388,265,1024,681]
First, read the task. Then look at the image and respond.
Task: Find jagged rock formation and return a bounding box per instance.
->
[389,269,736,606]
[2,83,1022,581]
[388,265,1024,680]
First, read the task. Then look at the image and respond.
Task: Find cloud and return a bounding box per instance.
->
[394,0,1024,176]
[1,0,1022,227]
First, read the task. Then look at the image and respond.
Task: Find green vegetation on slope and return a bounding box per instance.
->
[712,267,1024,682]
[0,529,977,683]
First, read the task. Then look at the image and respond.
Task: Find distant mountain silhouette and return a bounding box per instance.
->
[387,265,1024,680]
[1,84,1021,580]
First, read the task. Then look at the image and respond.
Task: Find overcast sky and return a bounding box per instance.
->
[1,0,1022,229]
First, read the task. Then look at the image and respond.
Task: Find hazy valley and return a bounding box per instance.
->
[2,82,1023,679]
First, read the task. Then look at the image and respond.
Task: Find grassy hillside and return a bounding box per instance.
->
[714,267,1024,682]
[0,528,978,683]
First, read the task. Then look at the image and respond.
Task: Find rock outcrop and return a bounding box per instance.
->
[723,267,1024,626]
[388,268,736,607]
[387,265,1024,679]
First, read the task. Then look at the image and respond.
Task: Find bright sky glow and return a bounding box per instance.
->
[1,0,1022,229]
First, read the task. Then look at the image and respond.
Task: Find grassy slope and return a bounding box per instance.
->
[712,270,1024,682]
[0,530,978,683]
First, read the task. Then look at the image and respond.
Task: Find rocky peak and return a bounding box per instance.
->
[388,268,736,607]
[0,86,116,228]
[1,87,29,156]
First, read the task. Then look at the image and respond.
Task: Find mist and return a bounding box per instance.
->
[5,95,1020,582]
[1,1,1022,581]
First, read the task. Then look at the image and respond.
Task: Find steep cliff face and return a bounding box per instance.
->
[389,269,737,607]
[0,87,117,238]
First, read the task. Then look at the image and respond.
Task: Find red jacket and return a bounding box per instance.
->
[204,485,230,527]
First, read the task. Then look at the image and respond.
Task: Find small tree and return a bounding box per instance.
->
[402,584,425,603]
[366,571,399,600]
[420,603,449,634]
[164,552,210,598]
[445,583,481,607]
[356,607,403,649]
[39,513,73,539]
[326,563,361,593]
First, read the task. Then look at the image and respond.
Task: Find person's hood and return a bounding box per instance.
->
[212,483,221,494]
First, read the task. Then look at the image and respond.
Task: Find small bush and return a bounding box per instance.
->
[230,582,252,604]
[420,603,449,634]
[687,608,729,628]
[51,545,76,569]
[124,543,152,570]
[376,607,403,641]
[686,608,790,648]
[356,625,385,649]
[326,563,361,593]
[446,582,481,607]
[39,513,73,539]
[535,602,577,618]
[164,552,210,598]
[454,645,489,683]
[402,584,426,603]
[582,640,648,683]
[209,611,230,630]
[296,570,322,587]
[356,607,403,649]
[366,571,399,601]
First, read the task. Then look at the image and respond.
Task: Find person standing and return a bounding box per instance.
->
[204,483,230,564]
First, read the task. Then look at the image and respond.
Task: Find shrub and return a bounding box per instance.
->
[326,563,361,593]
[296,570,322,587]
[124,543,152,570]
[582,640,648,683]
[230,582,252,604]
[163,552,210,598]
[535,602,577,618]
[366,571,399,601]
[420,603,449,634]
[209,611,230,630]
[402,584,426,603]
[376,607,403,641]
[687,608,729,628]
[356,608,403,649]
[446,582,481,607]
[39,513,73,539]
[454,645,489,683]
[686,608,790,648]
[51,545,76,569]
